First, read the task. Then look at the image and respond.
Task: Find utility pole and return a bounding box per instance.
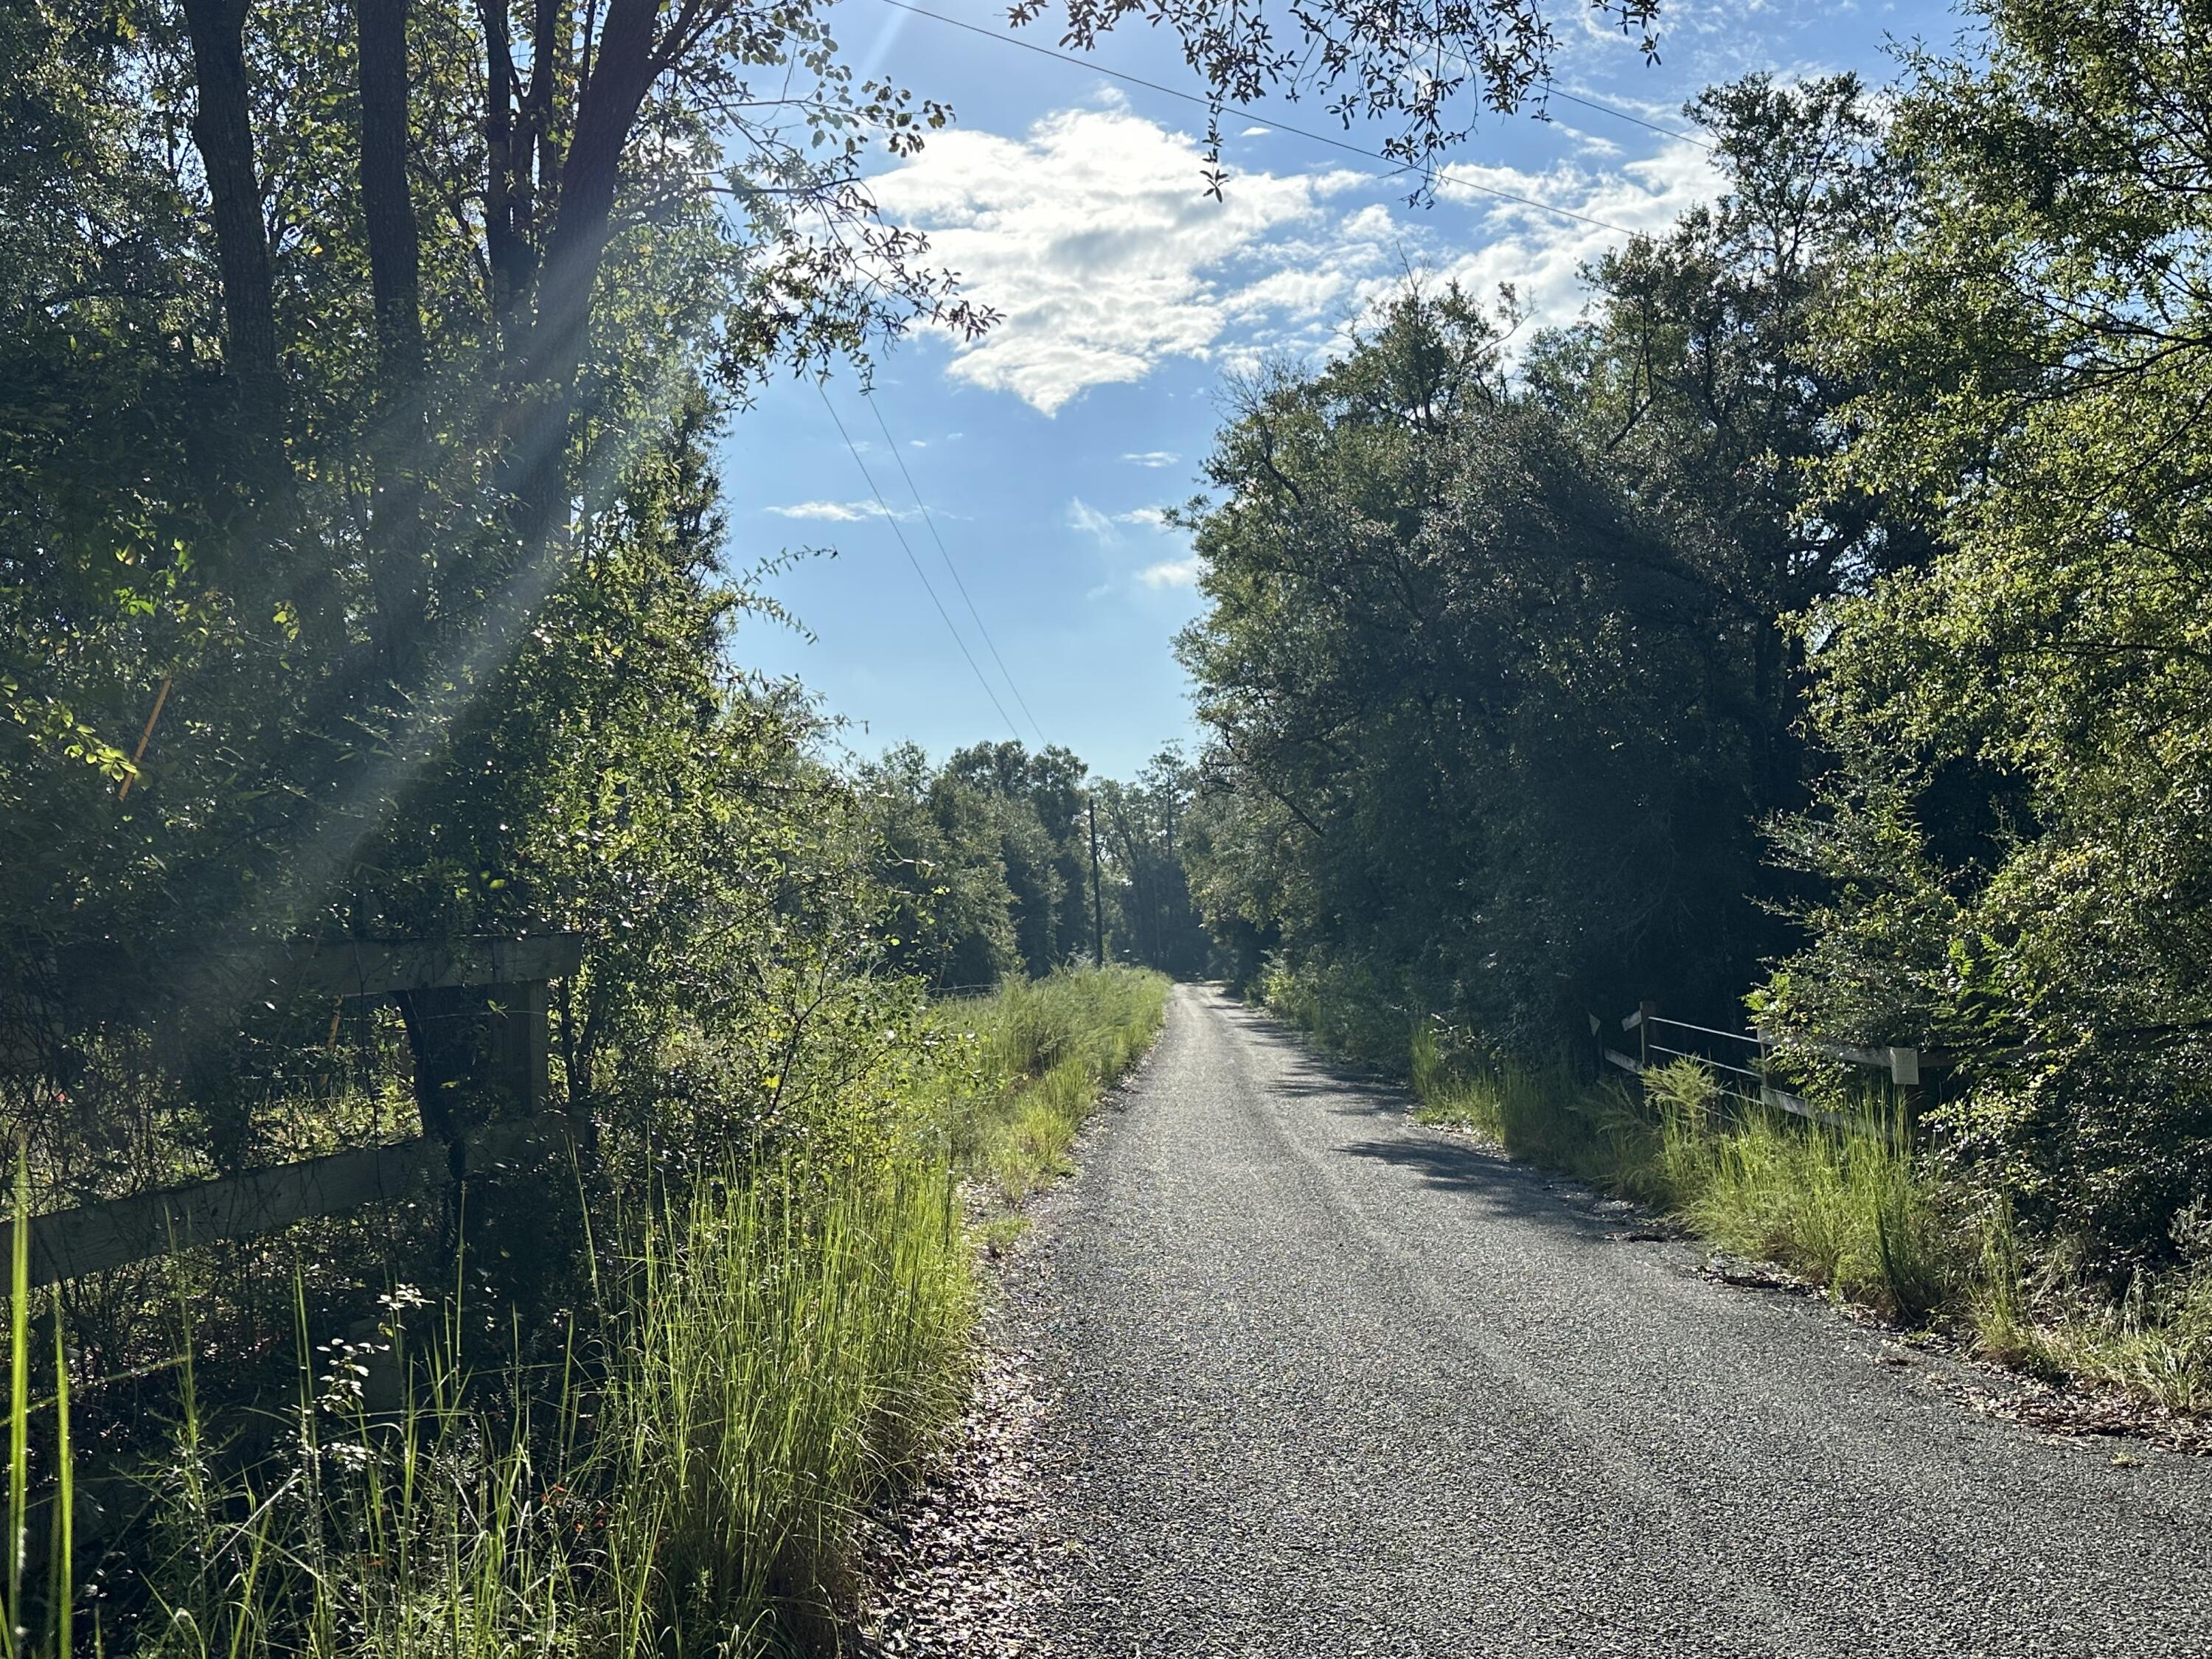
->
[1088,794,1105,967]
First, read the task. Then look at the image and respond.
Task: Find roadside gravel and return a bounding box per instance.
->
[990,984,2212,1658]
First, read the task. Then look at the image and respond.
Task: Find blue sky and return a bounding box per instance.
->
[717,0,1961,778]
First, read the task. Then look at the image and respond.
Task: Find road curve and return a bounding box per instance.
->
[1002,985,2211,1658]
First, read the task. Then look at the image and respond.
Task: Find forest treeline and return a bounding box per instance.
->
[867,740,1208,989]
[1175,1,2212,1279]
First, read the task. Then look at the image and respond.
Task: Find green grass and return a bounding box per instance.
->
[921,965,1170,1204]
[1640,1060,1958,1321]
[1408,1039,1969,1321]
[1318,990,2210,1413]
[6,1153,971,1658]
[1967,1200,2212,1415]
[1411,1026,1665,1192]
[0,967,1169,1656]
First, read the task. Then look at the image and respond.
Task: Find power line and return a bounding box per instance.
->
[860,390,1050,748]
[815,380,1021,738]
[870,0,1666,238]
[1537,82,1714,153]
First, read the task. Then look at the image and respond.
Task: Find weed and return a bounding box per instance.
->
[1997,1260,2212,1415]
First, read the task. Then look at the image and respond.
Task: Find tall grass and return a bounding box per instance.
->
[599,1156,975,1653]
[1967,1199,2212,1415]
[1408,1038,1964,1321]
[922,966,1169,1203]
[0,966,1169,1656]
[6,1153,970,1657]
[1640,1061,1956,1321]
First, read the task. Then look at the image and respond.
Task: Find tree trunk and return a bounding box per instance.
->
[179,0,277,394]
[355,0,422,375]
[504,0,662,560]
[355,0,430,680]
[480,0,527,344]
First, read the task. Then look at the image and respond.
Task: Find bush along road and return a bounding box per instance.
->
[990,986,2212,1658]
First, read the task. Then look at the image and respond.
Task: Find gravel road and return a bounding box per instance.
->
[1004,985,2212,1658]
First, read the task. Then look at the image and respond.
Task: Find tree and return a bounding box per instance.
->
[862,744,1024,990]
[1524,74,1911,810]
[1175,77,1920,1048]
[0,0,974,1223]
[1180,285,1778,1040]
[1762,0,2212,1268]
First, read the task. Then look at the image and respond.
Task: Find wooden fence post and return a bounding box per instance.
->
[18,935,583,1293]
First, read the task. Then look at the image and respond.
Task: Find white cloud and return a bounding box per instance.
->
[763,499,915,522]
[1117,506,1173,529]
[1065,496,1118,540]
[1123,451,1180,467]
[866,102,1724,411]
[1224,265,1355,321]
[1239,125,1272,137]
[1550,121,1625,159]
[869,107,1366,414]
[1138,555,1203,588]
[1413,139,1722,338]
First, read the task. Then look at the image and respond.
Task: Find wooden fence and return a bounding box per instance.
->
[22,934,582,1288]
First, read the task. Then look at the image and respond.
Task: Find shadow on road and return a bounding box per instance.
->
[1328,1134,1628,1244]
[1205,995,1625,1236]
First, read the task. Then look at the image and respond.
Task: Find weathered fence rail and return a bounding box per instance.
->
[19,933,582,1287]
[1602,1002,1926,1132]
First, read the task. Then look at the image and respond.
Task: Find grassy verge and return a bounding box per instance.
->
[4,1155,971,1657]
[1296,987,2212,1418]
[921,965,1170,1207]
[0,967,1169,1656]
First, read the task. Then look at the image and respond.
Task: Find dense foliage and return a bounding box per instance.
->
[0,0,978,1232]
[1180,75,1899,1043]
[1762,0,2212,1270]
[1182,15,2212,1277]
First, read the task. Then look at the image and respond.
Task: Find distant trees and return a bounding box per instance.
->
[862,740,1209,990]
[1096,747,1212,980]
